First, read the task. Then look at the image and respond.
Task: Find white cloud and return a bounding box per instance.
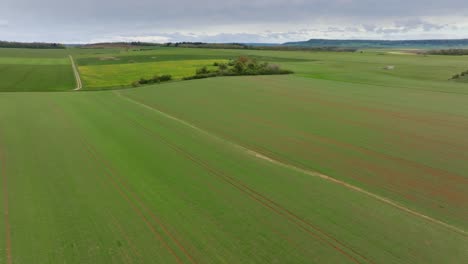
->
[90,35,171,43]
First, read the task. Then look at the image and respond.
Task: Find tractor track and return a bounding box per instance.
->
[108,94,373,264]
[50,101,196,264]
[115,91,467,237]
[69,55,82,91]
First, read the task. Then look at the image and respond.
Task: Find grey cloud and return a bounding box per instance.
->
[4,0,468,23]
[394,18,446,32]
[0,0,467,42]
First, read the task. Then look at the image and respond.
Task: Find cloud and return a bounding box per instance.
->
[394,18,446,32]
[90,35,171,43]
[0,0,467,42]
[0,20,8,27]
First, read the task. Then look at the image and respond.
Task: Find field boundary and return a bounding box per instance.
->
[115,91,467,237]
[69,55,82,91]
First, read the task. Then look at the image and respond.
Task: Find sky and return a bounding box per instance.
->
[1,0,468,43]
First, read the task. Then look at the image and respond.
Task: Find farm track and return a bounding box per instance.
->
[49,101,197,264]
[0,131,12,264]
[69,55,82,91]
[107,94,374,264]
[115,91,468,237]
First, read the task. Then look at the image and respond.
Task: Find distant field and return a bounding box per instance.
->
[76,54,233,66]
[0,48,69,58]
[79,60,223,89]
[0,46,467,263]
[0,50,75,92]
[74,47,310,89]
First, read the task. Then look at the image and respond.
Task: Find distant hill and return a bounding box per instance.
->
[283,39,468,49]
[80,42,161,49]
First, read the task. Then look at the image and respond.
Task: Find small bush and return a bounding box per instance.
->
[159,74,172,82]
[134,74,172,86]
[183,72,218,80]
[196,66,210,75]
[218,63,228,71]
[139,77,149,84]
[450,69,468,80]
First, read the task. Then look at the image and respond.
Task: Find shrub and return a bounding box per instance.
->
[183,72,218,80]
[218,63,228,71]
[196,66,210,75]
[159,74,172,82]
[134,74,172,86]
[151,75,161,83]
[426,49,468,56]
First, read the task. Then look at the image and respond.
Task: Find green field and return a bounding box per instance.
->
[74,48,309,89]
[0,49,76,92]
[79,60,223,88]
[0,47,467,263]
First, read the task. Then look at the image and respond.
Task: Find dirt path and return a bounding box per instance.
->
[0,133,12,264]
[115,91,467,237]
[69,55,82,91]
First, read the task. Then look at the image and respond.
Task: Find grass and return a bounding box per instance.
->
[0,46,467,263]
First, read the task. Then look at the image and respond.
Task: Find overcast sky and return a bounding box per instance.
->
[1,0,467,43]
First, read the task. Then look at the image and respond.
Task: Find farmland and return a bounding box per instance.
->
[79,59,223,89]
[74,48,308,89]
[0,49,75,92]
[0,46,467,263]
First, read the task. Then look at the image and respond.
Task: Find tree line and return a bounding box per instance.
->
[425,49,468,56]
[164,42,357,52]
[0,41,65,49]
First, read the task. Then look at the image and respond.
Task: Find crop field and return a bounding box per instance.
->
[79,60,223,89]
[0,47,467,263]
[0,50,75,92]
[74,48,308,89]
